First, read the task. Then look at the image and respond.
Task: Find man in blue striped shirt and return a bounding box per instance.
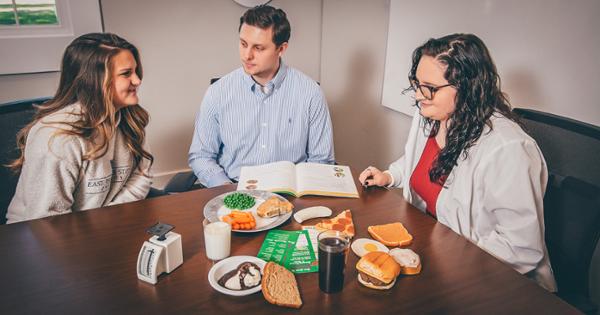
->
[188,5,335,187]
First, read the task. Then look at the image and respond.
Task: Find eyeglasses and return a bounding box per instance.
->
[409,79,454,100]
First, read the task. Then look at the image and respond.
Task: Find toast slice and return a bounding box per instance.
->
[367,222,413,246]
[261,262,302,309]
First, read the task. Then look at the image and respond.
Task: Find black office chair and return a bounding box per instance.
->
[514,108,600,314]
[0,97,51,224]
[147,171,200,197]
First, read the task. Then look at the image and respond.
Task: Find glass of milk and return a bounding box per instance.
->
[203,221,231,261]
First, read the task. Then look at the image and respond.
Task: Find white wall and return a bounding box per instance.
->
[321,0,410,172]
[0,72,59,102]
[382,0,600,127]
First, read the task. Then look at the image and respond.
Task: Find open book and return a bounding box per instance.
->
[237,161,359,198]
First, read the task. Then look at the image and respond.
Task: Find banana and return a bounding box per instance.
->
[293,206,332,223]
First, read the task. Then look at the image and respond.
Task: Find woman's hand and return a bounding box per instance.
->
[359,166,392,187]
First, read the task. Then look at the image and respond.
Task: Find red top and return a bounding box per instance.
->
[409,136,446,217]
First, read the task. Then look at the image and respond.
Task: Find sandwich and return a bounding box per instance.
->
[261,262,302,308]
[389,248,422,275]
[356,251,401,290]
[367,222,413,246]
[257,197,294,218]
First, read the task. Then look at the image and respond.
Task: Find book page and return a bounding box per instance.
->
[237,161,297,194]
[295,163,359,198]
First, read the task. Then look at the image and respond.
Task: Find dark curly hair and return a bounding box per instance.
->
[409,33,517,184]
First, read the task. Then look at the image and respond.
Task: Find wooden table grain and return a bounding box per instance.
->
[0,184,580,314]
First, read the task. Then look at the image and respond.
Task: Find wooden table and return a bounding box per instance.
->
[0,184,579,314]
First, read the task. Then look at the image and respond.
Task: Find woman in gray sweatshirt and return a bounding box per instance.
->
[6,33,153,224]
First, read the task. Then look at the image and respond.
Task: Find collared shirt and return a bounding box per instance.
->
[188,62,335,187]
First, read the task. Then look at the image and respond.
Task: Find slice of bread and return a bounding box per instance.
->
[261,262,302,309]
[367,222,413,246]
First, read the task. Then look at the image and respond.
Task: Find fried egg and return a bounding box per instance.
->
[351,238,389,257]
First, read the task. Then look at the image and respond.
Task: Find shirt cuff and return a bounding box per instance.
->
[383,170,395,188]
[206,172,232,188]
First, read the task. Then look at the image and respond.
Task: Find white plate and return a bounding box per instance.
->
[203,190,292,233]
[207,256,266,296]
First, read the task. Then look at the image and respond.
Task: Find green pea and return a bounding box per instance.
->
[223,192,256,210]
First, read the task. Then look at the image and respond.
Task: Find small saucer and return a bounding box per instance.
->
[207,256,266,296]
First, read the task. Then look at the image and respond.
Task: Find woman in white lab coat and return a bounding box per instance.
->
[359,33,556,291]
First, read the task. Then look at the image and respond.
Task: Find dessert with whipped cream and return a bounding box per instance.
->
[217,262,262,290]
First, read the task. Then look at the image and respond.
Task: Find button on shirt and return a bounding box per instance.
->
[188,62,335,187]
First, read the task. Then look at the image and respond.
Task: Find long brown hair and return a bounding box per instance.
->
[408,33,516,184]
[10,33,153,172]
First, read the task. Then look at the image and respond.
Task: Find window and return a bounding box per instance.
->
[0,0,59,26]
[0,0,102,75]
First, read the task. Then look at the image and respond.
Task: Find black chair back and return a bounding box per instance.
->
[514,108,600,314]
[0,97,51,224]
